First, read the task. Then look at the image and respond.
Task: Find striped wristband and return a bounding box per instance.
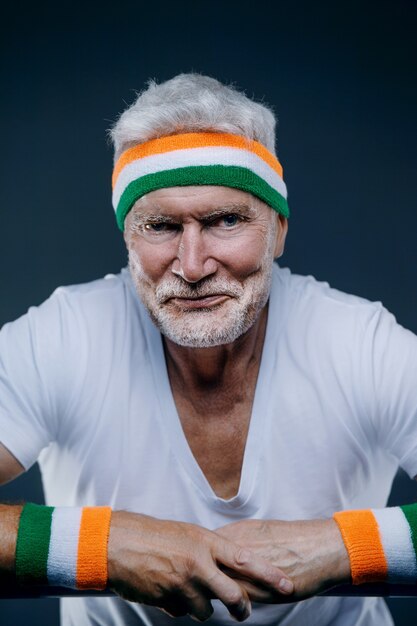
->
[333,505,417,585]
[15,503,112,589]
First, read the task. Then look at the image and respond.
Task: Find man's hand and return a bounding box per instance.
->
[216,518,351,602]
[108,511,294,622]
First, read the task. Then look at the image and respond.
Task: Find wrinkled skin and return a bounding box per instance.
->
[108,512,294,622]
[217,518,351,602]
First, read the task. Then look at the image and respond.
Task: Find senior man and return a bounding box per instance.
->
[1,73,417,626]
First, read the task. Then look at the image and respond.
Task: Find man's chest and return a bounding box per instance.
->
[43,352,396,520]
[171,387,255,500]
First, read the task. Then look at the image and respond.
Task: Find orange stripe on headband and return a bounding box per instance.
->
[112,132,283,187]
[334,509,388,584]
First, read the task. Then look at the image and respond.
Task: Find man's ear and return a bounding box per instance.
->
[274,215,288,258]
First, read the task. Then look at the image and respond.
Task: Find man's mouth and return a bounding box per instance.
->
[167,295,231,309]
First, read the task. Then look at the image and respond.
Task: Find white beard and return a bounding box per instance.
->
[128,241,275,348]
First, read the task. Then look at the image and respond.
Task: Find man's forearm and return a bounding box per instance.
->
[0,504,23,579]
[217,517,350,601]
[0,503,294,620]
[218,504,417,601]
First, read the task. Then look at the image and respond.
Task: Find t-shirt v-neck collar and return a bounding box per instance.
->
[128,266,284,512]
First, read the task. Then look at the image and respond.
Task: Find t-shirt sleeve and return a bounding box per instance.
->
[363,305,417,479]
[0,293,73,469]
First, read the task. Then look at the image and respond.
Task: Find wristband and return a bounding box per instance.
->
[333,505,417,585]
[15,503,112,589]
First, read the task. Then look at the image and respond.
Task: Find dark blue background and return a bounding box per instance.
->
[0,0,416,623]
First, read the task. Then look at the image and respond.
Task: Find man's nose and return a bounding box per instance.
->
[171,226,217,283]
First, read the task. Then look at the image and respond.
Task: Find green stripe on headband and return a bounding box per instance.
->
[16,503,54,585]
[115,165,290,231]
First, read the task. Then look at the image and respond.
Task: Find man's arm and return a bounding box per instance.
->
[218,482,417,602]
[217,518,350,601]
[0,504,22,581]
[0,442,25,485]
[108,511,294,620]
[0,443,294,622]
[0,444,25,582]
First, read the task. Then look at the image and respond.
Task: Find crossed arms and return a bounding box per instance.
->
[0,442,352,622]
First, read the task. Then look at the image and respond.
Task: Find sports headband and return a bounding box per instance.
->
[112,132,289,230]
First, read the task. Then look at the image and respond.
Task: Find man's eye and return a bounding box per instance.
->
[144,223,172,232]
[220,214,240,227]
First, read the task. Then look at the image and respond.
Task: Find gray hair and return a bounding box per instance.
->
[109,73,277,160]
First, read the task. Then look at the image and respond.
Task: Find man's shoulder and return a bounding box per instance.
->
[2,268,139,343]
[42,267,136,314]
[274,264,387,333]
[44,267,142,331]
[276,264,383,311]
[51,268,129,301]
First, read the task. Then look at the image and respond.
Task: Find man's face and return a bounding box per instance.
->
[124,186,287,348]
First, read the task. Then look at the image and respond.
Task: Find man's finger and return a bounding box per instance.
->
[186,597,214,622]
[201,567,252,621]
[226,578,287,604]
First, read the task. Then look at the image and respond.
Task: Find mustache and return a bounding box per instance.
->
[155,277,243,304]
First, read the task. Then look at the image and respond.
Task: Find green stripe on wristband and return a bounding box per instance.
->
[115,165,290,230]
[401,504,417,562]
[16,503,54,585]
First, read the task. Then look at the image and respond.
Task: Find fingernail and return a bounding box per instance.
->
[279,578,294,594]
[237,600,251,621]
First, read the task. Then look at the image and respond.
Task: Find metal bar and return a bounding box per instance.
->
[322,584,417,597]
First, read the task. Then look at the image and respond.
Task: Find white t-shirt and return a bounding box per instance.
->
[1,264,417,626]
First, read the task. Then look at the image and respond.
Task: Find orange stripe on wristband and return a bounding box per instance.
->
[76,506,112,590]
[333,509,388,585]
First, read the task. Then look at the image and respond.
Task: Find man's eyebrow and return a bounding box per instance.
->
[201,204,257,220]
[130,212,176,224]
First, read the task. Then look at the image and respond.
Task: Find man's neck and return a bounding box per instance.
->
[163,304,269,499]
[163,305,269,393]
